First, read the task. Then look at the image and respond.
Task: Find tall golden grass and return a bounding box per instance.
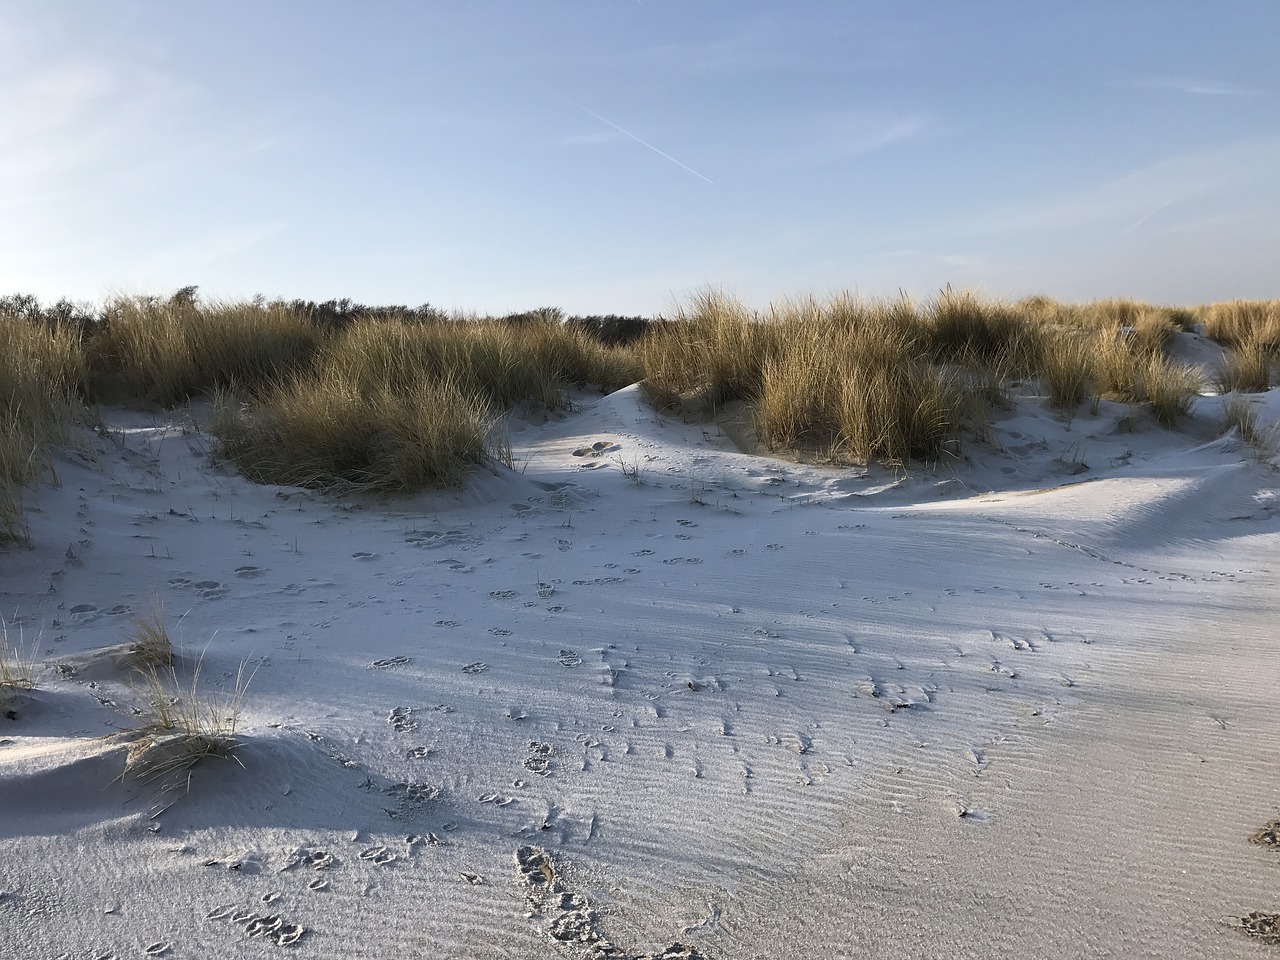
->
[90,295,322,405]
[0,316,84,541]
[2,289,1278,537]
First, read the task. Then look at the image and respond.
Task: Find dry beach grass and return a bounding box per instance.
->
[0,290,1278,956]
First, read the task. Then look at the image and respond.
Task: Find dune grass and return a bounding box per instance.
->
[89,293,323,405]
[210,316,642,491]
[0,621,36,717]
[125,656,250,788]
[1217,336,1276,394]
[3,287,1279,527]
[126,597,176,671]
[0,314,85,541]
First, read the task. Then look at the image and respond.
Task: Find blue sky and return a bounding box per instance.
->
[2,1,1277,315]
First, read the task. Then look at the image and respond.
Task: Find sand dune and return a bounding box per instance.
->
[1,376,1278,958]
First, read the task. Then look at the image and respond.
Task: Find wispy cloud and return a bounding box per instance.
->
[1131,76,1263,97]
[970,137,1280,239]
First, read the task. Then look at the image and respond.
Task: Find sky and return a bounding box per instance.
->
[1,1,1278,316]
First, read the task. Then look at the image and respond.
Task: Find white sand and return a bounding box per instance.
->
[2,350,1278,958]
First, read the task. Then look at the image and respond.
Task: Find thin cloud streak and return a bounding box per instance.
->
[1132,76,1263,97]
[571,102,715,184]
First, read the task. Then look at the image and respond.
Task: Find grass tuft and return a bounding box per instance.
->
[124,657,250,790]
[126,597,175,671]
[89,295,322,406]
[0,621,36,717]
[1217,336,1275,394]
[0,314,85,541]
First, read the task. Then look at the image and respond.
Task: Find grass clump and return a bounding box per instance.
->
[124,658,250,791]
[0,622,36,717]
[90,292,321,405]
[1217,336,1275,394]
[212,315,645,492]
[214,375,490,492]
[0,313,85,541]
[1037,329,1095,410]
[126,598,175,671]
[644,292,965,466]
[1200,300,1280,349]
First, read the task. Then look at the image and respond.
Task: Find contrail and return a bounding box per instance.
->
[571,102,714,184]
[398,0,712,185]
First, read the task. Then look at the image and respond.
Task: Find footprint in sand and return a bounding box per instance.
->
[631,548,654,557]
[358,846,398,865]
[461,661,489,675]
[489,590,519,600]
[571,440,618,458]
[192,580,228,600]
[489,628,512,636]
[558,649,583,668]
[556,539,572,552]
[69,603,97,622]
[371,656,411,668]
[351,551,379,561]
[388,707,417,732]
[524,741,554,776]
[235,565,264,579]
[144,942,171,956]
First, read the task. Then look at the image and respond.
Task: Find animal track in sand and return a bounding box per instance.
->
[632,548,654,556]
[234,565,264,578]
[556,539,573,552]
[207,905,307,947]
[524,741,554,776]
[405,528,479,550]
[490,589,519,600]
[388,706,417,732]
[359,845,397,865]
[371,656,411,668]
[571,440,618,458]
[351,551,379,561]
[406,745,434,760]
[662,557,702,565]
[558,649,583,667]
[514,846,708,959]
[461,661,489,675]
[489,628,512,636]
